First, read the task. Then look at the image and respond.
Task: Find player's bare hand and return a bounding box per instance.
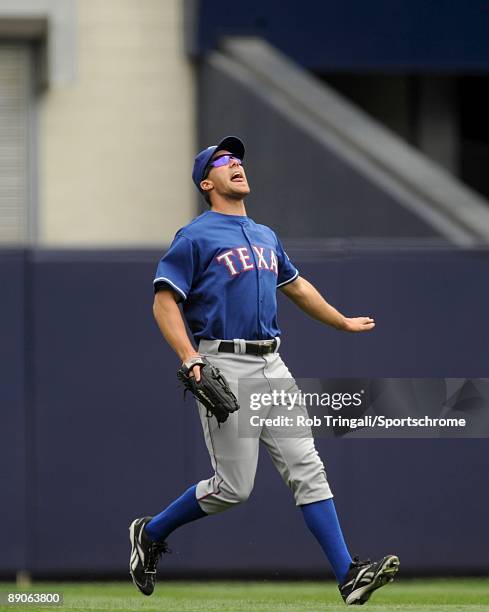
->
[343,316,375,332]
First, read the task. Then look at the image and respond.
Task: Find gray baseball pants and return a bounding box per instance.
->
[195,338,333,515]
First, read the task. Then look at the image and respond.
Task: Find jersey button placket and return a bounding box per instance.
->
[241,224,262,339]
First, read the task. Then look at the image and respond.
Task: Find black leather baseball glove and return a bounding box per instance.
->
[177,357,239,424]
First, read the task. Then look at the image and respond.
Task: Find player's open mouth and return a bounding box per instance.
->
[231,171,244,182]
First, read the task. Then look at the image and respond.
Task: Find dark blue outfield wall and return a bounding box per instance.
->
[1,247,488,577]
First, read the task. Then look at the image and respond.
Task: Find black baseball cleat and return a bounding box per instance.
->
[129,516,170,596]
[339,554,400,605]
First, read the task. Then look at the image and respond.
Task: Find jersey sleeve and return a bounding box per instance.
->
[275,234,299,288]
[153,233,196,301]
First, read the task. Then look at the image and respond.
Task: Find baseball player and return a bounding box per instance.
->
[129,136,399,605]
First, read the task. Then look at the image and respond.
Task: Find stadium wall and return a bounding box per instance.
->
[188,0,489,71]
[198,55,439,240]
[1,247,488,577]
[0,0,195,247]
[39,0,195,247]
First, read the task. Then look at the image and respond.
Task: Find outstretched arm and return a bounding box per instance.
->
[279,276,375,332]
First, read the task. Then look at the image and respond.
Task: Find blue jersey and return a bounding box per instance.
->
[153,210,299,341]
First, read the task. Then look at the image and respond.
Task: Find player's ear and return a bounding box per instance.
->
[200,179,213,193]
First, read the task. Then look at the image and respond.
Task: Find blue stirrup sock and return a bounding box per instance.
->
[300,498,352,584]
[145,484,207,543]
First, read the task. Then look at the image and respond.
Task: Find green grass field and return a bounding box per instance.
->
[0,579,488,611]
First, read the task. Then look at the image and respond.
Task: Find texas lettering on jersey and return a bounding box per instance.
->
[216,245,278,276]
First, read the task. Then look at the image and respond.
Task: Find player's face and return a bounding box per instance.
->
[202,149,251,199]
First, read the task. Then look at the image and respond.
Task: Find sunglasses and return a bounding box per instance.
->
[207,154,243,172]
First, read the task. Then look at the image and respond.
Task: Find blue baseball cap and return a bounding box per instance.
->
[192,136,245,192]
